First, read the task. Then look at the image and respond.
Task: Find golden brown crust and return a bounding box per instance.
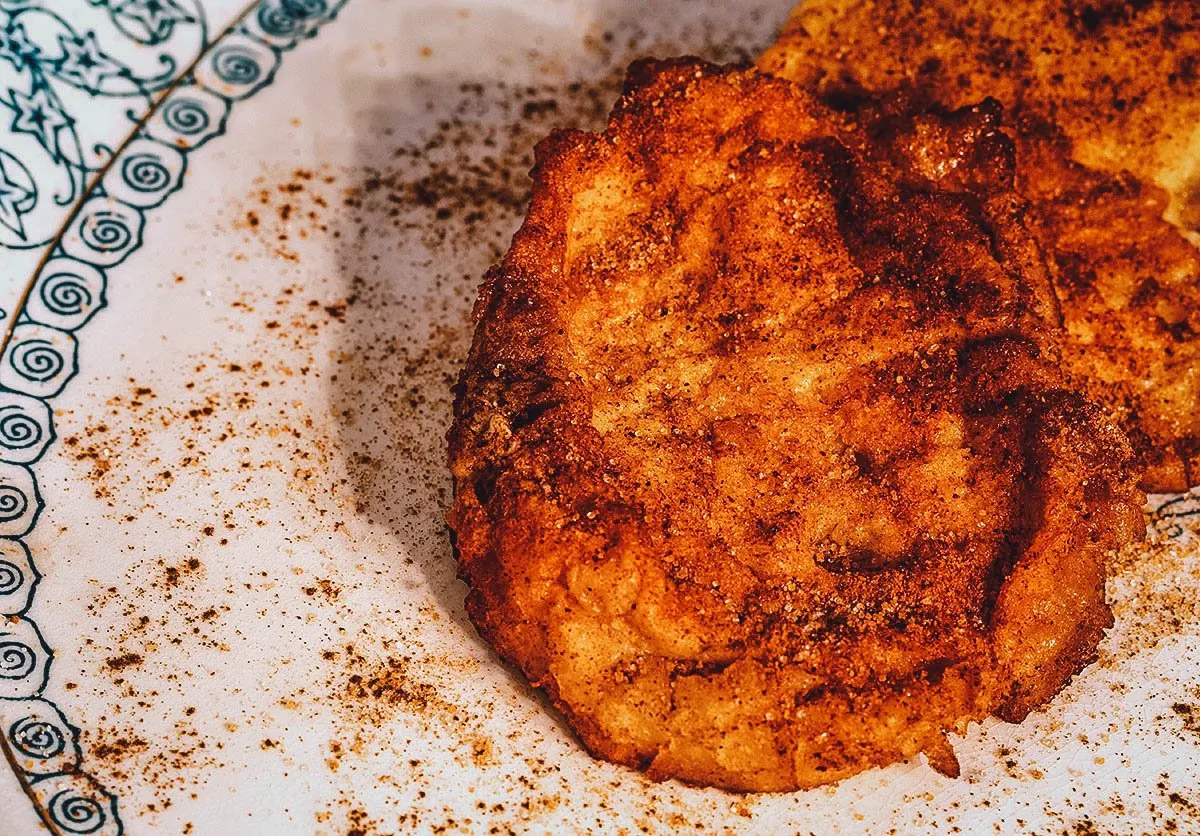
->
[447,60,1145,792]
[759,0,1200,226]
[759,0,1200,491]
[1014,120,1200,491]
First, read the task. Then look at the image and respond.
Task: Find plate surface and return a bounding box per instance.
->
[1,1,1199,833]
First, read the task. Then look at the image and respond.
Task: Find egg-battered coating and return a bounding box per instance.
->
[760,0,1200,490]
[759,0,1200,226]
[447,61,1145,791]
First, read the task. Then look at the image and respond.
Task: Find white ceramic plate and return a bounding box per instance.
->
[0,1,1198,833]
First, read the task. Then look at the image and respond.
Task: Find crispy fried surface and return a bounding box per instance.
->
[759,0,1200,490]
[447,60,1144,791]
[759,0,1200,226]
[1015,122,1200,490]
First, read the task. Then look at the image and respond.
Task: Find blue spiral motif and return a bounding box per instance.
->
[259,0,328,35]
[0,407,41,450]
[257,7,300,36]
[213,46,263,85]
[0,560,22,595]
[9,339,64,383]
[0,485,29,522]
[161,97,210,135]
[48,789,106,834]
[283,0,329,14]
[10,717,65,760]
[0,640,35,679]
[120,152,171,193]
[38,271,93,317]
[79,211,133,253]
[258,6,300,35]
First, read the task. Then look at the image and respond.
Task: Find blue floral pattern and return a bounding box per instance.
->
[0,0,348,831]
[0,1,210,255]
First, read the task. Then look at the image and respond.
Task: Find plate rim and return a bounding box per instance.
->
[0,1,350,831]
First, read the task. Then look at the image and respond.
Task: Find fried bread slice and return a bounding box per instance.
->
[759,0,1200,227]
[760,0,1200,490]
[448,60,1145,791]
